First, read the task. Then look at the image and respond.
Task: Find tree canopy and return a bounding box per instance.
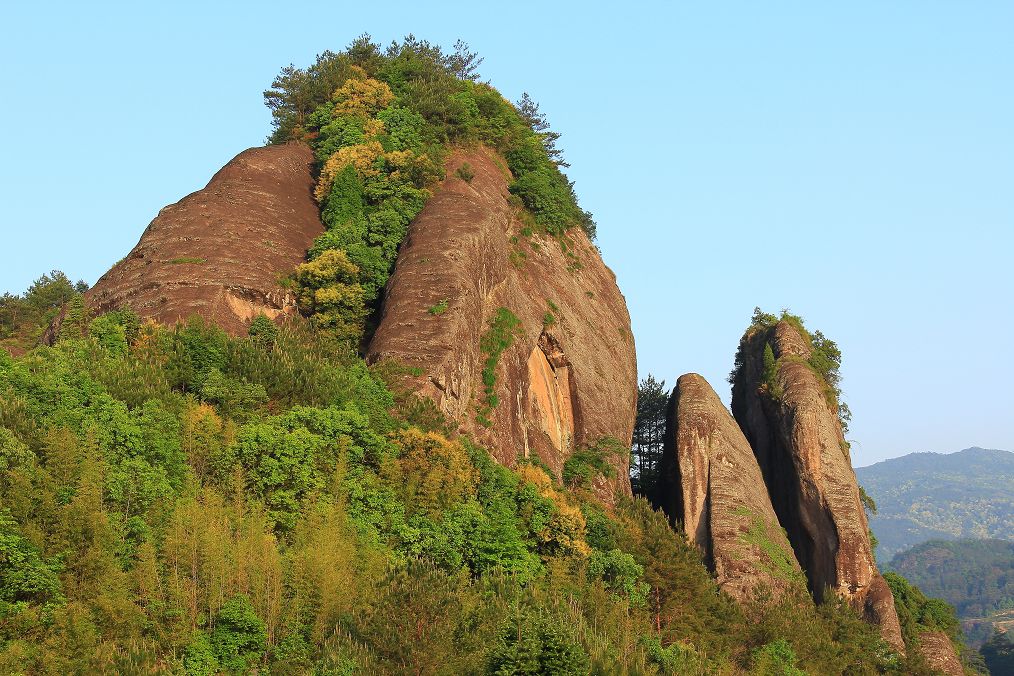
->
[264,36,595,344]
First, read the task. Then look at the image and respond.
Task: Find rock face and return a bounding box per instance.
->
[655,373,803,600]
[731,320,904,651]
[86,143,323,335]
[367,147,637,501]
[914,631,963,676]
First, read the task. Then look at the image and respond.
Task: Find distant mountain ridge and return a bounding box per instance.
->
[856,447,1014,560]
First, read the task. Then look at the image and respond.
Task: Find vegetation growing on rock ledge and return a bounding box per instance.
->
[729,307,853,433]
[264,35,595,343]
[476,307,522,426]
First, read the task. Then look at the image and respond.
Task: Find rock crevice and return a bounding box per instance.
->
[731,320,905,651]
[368,147,637,501]
[655,373,804,600]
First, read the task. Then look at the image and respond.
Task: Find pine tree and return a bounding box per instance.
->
[632,374,668,496]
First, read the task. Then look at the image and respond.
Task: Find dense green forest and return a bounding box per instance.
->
[0,294,921,674]
[889,539,1014,646]
[0,36,984,675]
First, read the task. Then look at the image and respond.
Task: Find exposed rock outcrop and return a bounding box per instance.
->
[85,143,323,335]
[367,147,637,501]
[914,631,964,676]
[655,373,803,600]
[731,320,904,651]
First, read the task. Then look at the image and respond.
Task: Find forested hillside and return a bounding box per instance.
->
[0,308,913,673]
[889,539,1014,646]
[856,448,1014,560]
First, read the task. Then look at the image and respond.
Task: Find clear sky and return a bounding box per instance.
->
[1,1,1011,465]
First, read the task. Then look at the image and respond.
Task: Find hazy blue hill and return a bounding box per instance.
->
[887,539,1014,646]
[856,447,1014,560]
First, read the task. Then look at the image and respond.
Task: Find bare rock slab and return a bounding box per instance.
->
[86,142,324,335]
[915,631,964,676]
[656,373,804,600]
[368,148,637,502]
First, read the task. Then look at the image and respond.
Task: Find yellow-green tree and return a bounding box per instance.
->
[293,249,368,342]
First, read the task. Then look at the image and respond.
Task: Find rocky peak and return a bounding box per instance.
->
[731,319,905,651]
[367,147,637,501]
[655,373,804,600]
[85,142,324,335]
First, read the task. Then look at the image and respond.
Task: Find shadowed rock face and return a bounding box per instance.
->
[367,147,637,502]
[86,143,323,335]
[655,373,803,600]
[731,320,904,651]
[914,631,963,676]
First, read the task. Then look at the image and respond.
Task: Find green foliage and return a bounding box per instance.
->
[730,308,851,432]
[884,571,963,647]
[734,507,804,584]
[858,485,878,515]
[586,548,649,606]
[427,298,449,316]
[183,632,218,676]
[266,37,595,341]
[489,608,590,675]
[980,630,1014,675]
[631,374,667,497]
[562,436,622,489]
[0,509,63,610]
[508,162,593,238]
[294,248,368,342]
[888,538,1014,645]
[1,270,86,351]
[247,313,278,350]
[750,639,804,675]
[88,312,131,357]
[644,636,711,675]
[0,306,923,673]
[477,307,521,420]
[211,594,268,673]
[761,342,782,398]
[201,367,269,419]
[455,161,475,182]
[160,316,230,393]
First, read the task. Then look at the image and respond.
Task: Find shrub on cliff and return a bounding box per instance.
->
[729,307,852,432]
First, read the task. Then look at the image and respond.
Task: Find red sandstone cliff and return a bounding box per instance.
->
[731,320,904,651]
[367,147,637,501]
[85,143,323,335]
[914,631,964,676]
[655,373,804,600]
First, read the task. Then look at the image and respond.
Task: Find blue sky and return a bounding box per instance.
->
[1,1,1011,465]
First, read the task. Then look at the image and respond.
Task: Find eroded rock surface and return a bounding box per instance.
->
[731,320,904,651]
[655,373,803,600]
[914,631,963,676]
[367,147,637,501]
[86,143,323,335]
